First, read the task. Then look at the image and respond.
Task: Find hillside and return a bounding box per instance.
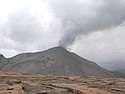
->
[1,47,116,77]
[0,54,8,68]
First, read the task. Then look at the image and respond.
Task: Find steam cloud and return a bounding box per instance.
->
[49,0,125,48]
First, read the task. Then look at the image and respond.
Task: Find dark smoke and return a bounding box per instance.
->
[49,0,125,49]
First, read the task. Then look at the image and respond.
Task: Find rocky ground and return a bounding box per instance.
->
[0,71,125,94]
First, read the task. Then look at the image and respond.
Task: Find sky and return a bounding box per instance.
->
[0,0,125,70]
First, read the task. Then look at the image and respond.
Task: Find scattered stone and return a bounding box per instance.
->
[7,87,14,90]
[37,91,47,94]
[6,80,13,85]
[108,81,116,85]
[14,80,22,84]
[7,80,21,85]
[111,88,124,92]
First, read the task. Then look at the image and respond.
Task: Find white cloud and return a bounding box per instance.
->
[72,26,125,70]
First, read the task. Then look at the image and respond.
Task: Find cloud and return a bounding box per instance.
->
[71,26,125,70]
[0,0,125,70]
[0,49,18,58]
[0,4,63,52]
[49,0,125,48]
[7,8,40,43]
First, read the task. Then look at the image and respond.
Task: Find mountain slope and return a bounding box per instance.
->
[1,47,116,77]
[0,54,8,68]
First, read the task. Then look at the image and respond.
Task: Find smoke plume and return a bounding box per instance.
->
[49,0,125,48]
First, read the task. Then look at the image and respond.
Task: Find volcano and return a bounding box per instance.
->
[0,47,116,77]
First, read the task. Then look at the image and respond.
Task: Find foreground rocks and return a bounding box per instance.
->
[0,71,125,94]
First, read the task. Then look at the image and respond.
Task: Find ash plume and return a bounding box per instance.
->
[49,0,125,49]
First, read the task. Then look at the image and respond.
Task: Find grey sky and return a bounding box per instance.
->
[0,0,125,70]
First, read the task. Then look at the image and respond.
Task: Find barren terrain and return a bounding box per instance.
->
[0,71,125,94]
